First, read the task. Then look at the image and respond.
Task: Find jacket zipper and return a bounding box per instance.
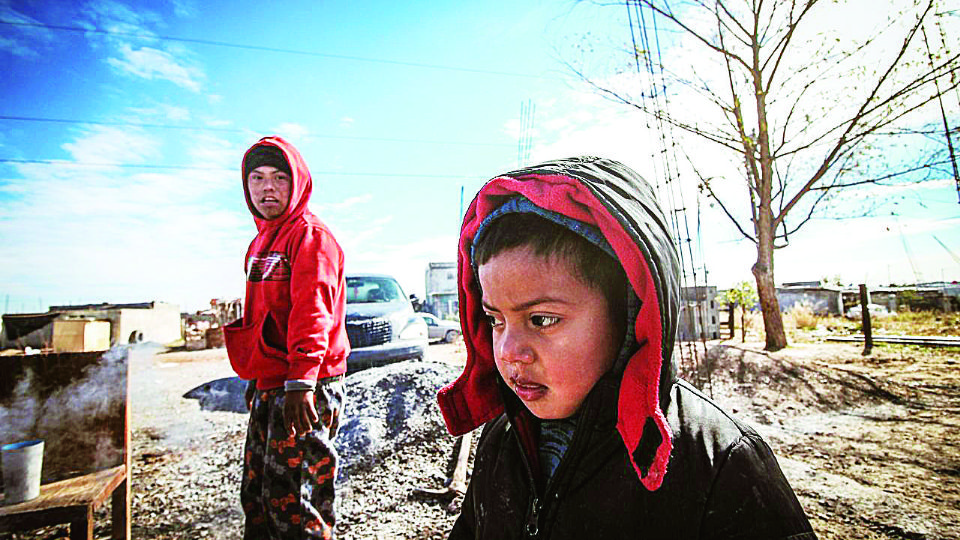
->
[521,382,603,539]
[524,496,541,538]
[511,421,543,539]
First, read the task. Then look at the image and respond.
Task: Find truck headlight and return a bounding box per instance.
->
[398,316,427,340]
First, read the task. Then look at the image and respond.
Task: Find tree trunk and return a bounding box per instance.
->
[752,236,787,351]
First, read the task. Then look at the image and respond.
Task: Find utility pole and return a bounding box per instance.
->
[518,99,535,167]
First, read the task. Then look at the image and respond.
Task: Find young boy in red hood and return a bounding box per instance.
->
[438,157,816,539]
[224,136,350,540]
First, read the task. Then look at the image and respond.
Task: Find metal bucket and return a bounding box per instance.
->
[1,439,44,505]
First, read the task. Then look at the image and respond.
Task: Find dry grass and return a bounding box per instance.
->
[869,310,960,336]
[785,303,819,331]
[730,309,958,344]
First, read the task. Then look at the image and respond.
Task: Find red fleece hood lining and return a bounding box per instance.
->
[437,173,673,490]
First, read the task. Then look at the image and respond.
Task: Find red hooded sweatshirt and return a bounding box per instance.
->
[224,136,350,390]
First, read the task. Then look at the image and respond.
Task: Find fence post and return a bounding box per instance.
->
[727,303,735,339]
[859,284,873,355]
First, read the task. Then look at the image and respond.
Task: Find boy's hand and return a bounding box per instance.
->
[283,390,319,437]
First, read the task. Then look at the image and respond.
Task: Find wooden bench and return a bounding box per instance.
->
[0,350,130,539]
[0,465,128,539]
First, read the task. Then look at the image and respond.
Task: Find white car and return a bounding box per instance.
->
[418,313,462,343]
[345,274,428,372]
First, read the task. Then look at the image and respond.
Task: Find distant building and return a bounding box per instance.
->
[839,285,956,313]
[424,262,458,320]
[678,285,720,341]
[777,283,845,315]
[1,301,182,351]
[773,281,958,315]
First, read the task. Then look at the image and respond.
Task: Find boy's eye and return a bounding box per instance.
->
[484,314,503,328]
[530,315,560,328]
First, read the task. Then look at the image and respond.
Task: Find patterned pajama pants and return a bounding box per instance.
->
[241,377,344,540]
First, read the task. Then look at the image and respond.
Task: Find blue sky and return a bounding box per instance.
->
[1,0,958,315]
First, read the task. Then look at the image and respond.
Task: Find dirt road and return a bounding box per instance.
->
[10,337,950,539]
[124,339,958,539]
[698,341,960,539]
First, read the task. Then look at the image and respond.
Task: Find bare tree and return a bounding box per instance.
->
[571,0,959,350]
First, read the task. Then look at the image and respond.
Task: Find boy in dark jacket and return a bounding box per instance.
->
[224,136,350,540]
[438,157,816,539]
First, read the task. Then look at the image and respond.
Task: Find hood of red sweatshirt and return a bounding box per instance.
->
[241,135,313,231]
[437,156,681,491]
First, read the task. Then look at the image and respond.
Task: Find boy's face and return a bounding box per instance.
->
[247,165,292,220]
[479,245,620,419]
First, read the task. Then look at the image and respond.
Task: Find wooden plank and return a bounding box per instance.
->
[0,465,126,533]
[111,479,128,540]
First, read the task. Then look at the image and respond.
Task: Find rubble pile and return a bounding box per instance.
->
[133,359,463,540]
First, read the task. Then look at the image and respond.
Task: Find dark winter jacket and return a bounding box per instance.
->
[224,136,350,390]
[438,156,816,539]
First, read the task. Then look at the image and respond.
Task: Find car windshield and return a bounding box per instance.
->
[346,276,406,304]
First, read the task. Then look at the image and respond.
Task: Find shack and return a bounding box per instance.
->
[1,301,181,351]
[777,282,845,315]
[678,285,720,341]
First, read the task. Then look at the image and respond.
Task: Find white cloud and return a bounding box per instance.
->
[60,125,159,164]
[127,103,192,122]
[0,0,56,57]
[315,194,373,213]
[170,0,197,19]
[0,34,37,58]
[271,123,311,144]
[0,126,254,312]
[106,43,204,91]
[185,133,238,185]
[83,0,162,35]
[78,0,207,91]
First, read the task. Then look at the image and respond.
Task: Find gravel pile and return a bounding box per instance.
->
[135,359,466,540]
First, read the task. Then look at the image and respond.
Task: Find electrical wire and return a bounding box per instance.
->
[630,1,714,394]
[0,158,483,178]
[0,115,512,148]
[0,20,559,80]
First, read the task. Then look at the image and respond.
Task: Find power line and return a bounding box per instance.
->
[0,20,560,81]
[0,115,512,148]
[0,158,483,178]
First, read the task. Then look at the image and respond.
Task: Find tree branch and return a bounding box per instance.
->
[684,150,758,243]
[637,0,752,71]
[773,0,939,229]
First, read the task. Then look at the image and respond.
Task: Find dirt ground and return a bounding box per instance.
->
[3,336,957,539]
[690,339,960,539]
